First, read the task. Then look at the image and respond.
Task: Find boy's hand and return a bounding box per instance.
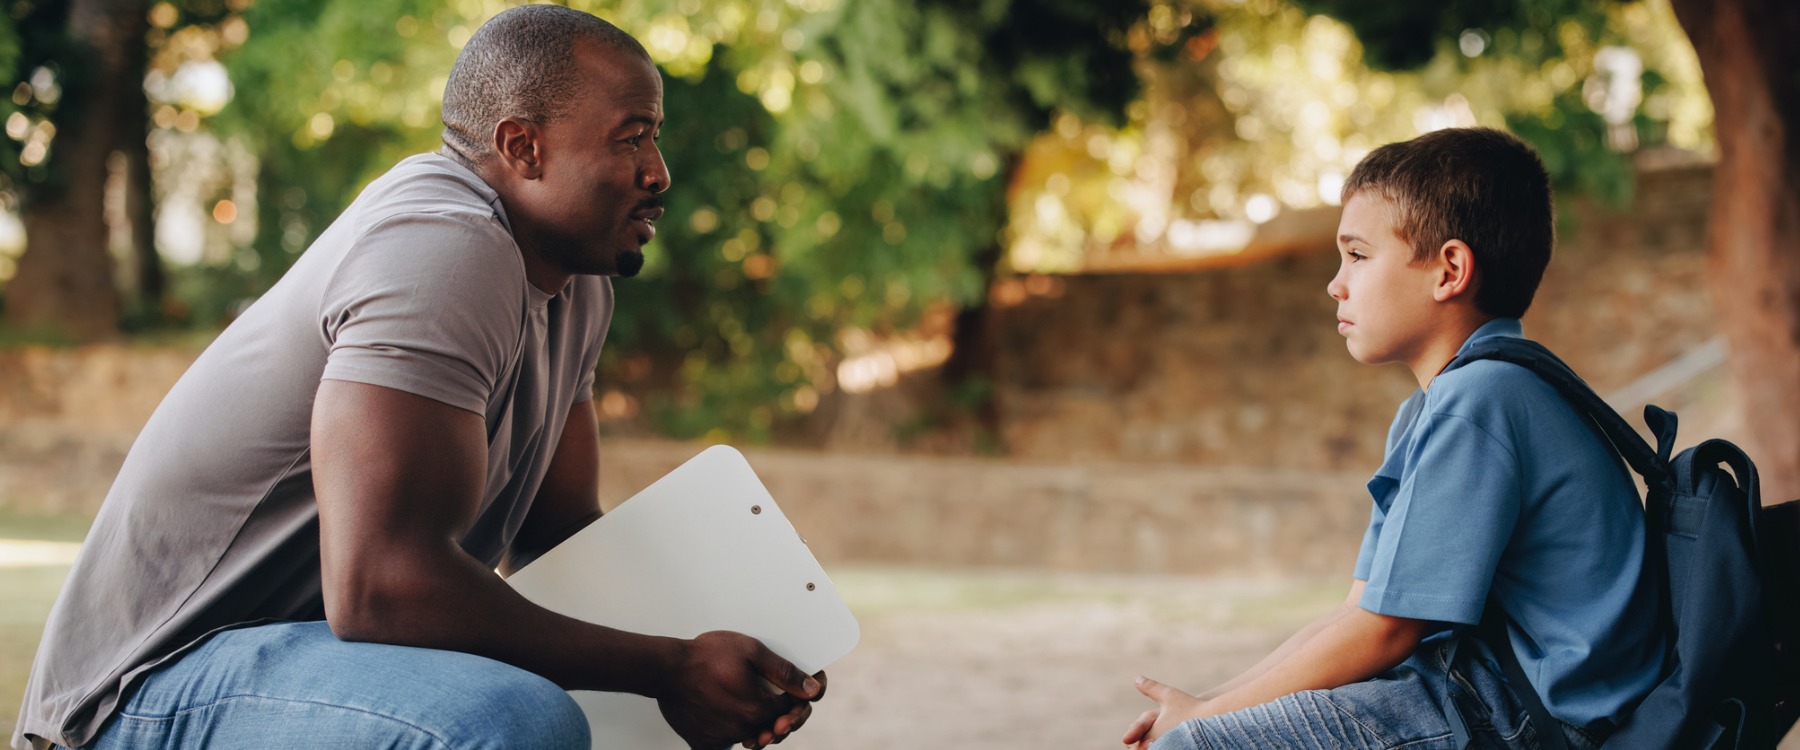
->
[1121,676,1207,748]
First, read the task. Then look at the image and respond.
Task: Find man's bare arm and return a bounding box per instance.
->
[500,400,604,576]
[312,380,818,748]
[494,397,823,748]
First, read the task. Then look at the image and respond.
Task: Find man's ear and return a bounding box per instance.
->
[491,118,544,180]
[1432,239,1477,303]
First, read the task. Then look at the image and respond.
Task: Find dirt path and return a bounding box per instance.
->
[781,569,1338,749]
[8,560,1795,748]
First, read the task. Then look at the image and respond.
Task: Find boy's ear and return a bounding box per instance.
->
[1431,239,1477,303]
[491,118,545,180]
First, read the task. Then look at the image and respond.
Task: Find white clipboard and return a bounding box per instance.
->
[505,445,860,748]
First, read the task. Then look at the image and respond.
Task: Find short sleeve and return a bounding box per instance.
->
[573,363,596,405]
[1352,501,1384,580]
[318,211,524,415]
[1359,412,1522,624]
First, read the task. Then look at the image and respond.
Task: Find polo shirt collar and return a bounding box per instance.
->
[1456,317,1524,356]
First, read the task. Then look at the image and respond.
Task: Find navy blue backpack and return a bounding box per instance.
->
[1440,337,1800,749]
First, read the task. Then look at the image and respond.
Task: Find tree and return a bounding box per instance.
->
[1664,0,1800,500]
[1,0,243,340]
[1296,0,1800,499]
[213,0,1185,443]
[594,0,1176,442]
[2,0,143,341]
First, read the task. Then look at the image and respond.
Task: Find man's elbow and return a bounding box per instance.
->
[321,567,424,644]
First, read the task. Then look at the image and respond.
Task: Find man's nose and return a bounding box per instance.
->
[641,151,671,194]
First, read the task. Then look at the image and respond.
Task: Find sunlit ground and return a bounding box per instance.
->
[0,508,1339,747]
[3,514,1794,749]
[1,512,88,744]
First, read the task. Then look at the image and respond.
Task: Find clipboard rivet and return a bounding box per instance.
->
[751,505,762,515]
[806,582,816,591]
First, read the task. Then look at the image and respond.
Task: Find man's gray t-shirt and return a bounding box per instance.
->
[14,153,613,749]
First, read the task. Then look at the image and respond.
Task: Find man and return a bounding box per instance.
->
[14,7,823,749]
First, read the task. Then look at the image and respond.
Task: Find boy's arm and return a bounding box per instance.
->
[1122,580,1431,746]
[1195,580,1369,701]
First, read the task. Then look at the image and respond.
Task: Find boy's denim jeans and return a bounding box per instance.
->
[83,620,589,750]
[1151,638,1608,750]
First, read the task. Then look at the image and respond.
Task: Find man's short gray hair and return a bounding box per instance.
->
[440,5,649,163]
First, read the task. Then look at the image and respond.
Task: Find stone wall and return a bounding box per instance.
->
[597,441,1368,577]
[988,164,1726,470]
[0,344,202,515]
[0,164,1725,579]
[0,343,1370,575]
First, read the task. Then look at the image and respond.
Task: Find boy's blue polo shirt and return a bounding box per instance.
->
[1352,318,1667,728]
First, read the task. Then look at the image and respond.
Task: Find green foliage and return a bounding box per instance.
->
[1295,0,1614,70]
[1291,0,1675,212]
[0,0,78,198]
[207,0,1158,441]
[1507,89,1636,209]
[214,0,449,290]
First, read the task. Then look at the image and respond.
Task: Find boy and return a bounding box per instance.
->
[1121,128,1667,749]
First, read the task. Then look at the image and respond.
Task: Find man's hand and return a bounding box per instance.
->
[1121,676,1206,748]
[743,670,826,749]
[656,631,824,750]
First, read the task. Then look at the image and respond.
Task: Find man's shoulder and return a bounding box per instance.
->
[352,153,505,229]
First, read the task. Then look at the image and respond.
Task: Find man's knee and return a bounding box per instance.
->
[435,661,589,750]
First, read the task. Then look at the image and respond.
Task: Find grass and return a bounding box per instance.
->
[0,509,89,742]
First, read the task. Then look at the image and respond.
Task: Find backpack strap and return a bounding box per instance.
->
[1691,439,1762,542]
[1442,608,1572,750]
[1438,336,1662,749]
[1485,608,1572,750]
[1446,337,1671,494]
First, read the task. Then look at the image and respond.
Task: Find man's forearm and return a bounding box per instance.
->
[499,508,602,577]
[327,540,681,697]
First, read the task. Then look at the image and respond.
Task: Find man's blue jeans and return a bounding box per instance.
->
[84,620,589,749]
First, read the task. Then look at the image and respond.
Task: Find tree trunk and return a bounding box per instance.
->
[940,153,1024,444]
[123,43,161,323]
[4,0,145,341]
[1669,0,1800,500]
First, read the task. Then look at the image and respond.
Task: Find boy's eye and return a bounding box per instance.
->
[1348,250,1367,261]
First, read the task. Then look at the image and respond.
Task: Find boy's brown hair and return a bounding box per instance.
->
[1341,127,1554,319]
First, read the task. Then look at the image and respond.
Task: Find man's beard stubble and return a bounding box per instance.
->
[616,250,645,278]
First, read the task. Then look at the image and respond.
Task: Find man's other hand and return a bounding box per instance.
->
[656,631,824,750]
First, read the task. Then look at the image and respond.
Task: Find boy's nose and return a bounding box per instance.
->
[1327,271,1347,301]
